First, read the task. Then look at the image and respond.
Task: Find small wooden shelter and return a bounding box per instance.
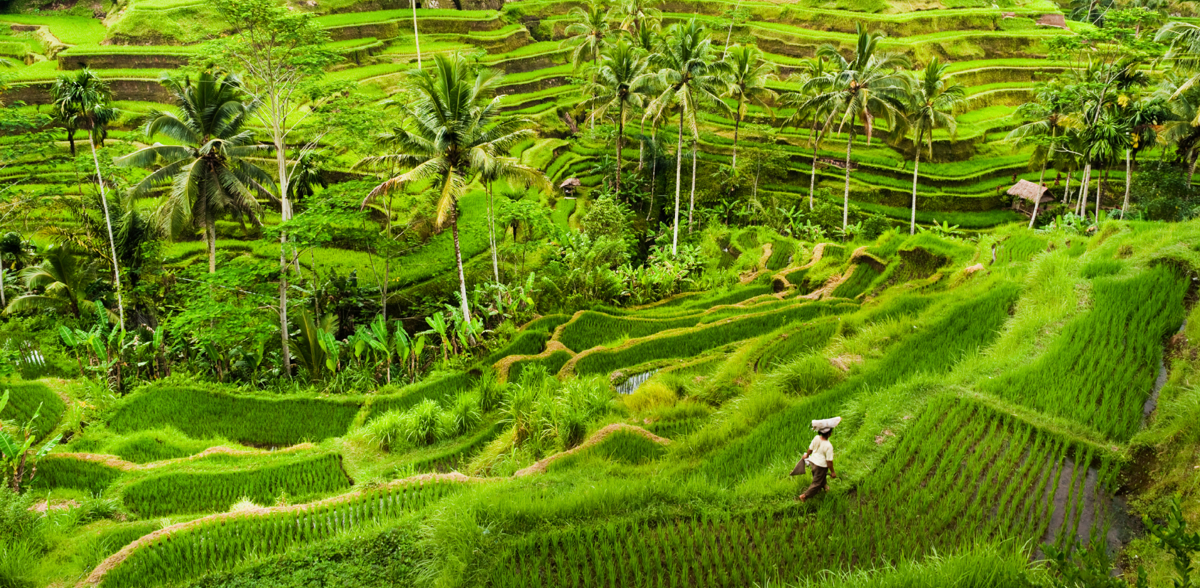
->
[1036,13,1068,28]
[560,178,581,196]
[1007,179,1052,212]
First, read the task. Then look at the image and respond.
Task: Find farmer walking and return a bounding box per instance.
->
[798,422,838,502]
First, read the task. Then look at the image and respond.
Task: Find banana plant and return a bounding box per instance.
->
[0,391,60,492]
[424,313,451,362]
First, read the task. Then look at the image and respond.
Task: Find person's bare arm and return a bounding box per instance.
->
[828,461,837,478]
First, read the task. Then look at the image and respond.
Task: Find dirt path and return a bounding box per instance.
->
[46,443,317,472]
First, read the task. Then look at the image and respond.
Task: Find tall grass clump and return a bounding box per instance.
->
[983,266,1187,440]
[120,452,352,517]
[29,456,123,495]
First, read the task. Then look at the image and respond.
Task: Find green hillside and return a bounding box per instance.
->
[2,0,1200,586]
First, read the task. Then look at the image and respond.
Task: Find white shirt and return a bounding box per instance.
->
[806,435,834,468]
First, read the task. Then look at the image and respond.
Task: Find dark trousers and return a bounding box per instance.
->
[801,465,828,500]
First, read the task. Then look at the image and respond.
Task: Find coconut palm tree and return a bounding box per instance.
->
[0,232,32,310]
[355,54,545,333]
[562,0,612,124]
[116,71,272,274]
[1156,75,1200,187]
[1006,81,1072,229]
[617,0,660,33]
[4,245,96,319]
[645,19,729,254]
[51,69,126,324]
[801,25,909,234]
[586,40,654,197]
[721,44,777,169]
[783,55,833,210]
[897,58,963,234]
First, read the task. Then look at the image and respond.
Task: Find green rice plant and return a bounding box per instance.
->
[994,233,1047,264]
[1079,258,1123,279]
[120,452,352,517]
[108,385,362,447]
[29,456,123,495]
[706,283,1019,483]
[409,417,507,473]
[766,240,796,270]
[982,266,1187,440]
[508,351,573,382]
[95,478,463,588]
[830,263,884,299]
[0,381,65,439]
[557,311,710,352]
[367,373,475,419]
[573,300,858,376]
[101,429,220,463]
[755,318,842,371]
[548,430,667,471]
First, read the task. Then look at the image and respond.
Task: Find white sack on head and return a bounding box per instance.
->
[811,416,842,431]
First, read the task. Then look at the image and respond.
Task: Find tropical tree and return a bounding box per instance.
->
[212,0,336,375]
[562,0,612,122]
[617,0,660,33]
[1156,74,1200,186]
[801,25,909,234]
[895,58,962,234]
[50,69,126,324]
[645,19,729,253]
[4,245,96,319]
[355,54,545,333]
[1006,81,1072,228]
[116,71,272,274]
[721,44,777,169]
[586,40,653,196]
[0,232,32,309]
[783,55,833,210]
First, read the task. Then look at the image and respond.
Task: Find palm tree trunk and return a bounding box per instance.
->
[672,112,683,255]
[1188,148,1197,188]
[1063,168,1072,204]
[842,129,853,237]
[723,0,741,57]
[809,132,820,211]
[88,133,124,326]
[1094,167,1103,220]
[647,127,657,222]
[1029,157,1047,230]
[1078,163,1091,217]
[910,145,920,235]
[688,139,697,234]
[732,98,743,169]
[487,181,501,312]
[638,120,646,171]
[67,129,76,157]
[451,208,472,332]
[411,0,422,68]
[277,138,292,377]
[616,101,625,197]
[207,215,217,274]
[1122,148,1132,218]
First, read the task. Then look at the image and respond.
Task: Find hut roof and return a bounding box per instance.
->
[1036,13,1068,28]
[559,178,581,189]
[1006,179,1053,203]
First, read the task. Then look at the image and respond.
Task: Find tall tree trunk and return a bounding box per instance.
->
[688,139,697,233]
[842,127,853,237]
[615,101,625,197]
[723,0,741,57]
[1122,148,1132,218]
[67,129,76,157]
[647,127,657,222]
[0,257,5,309]
[411,0,422,68]
[1094,167,1104,220]
[276,136,292,377]
[88,133,124,326]
[1063,168,1072,204]
[487,181,501,312]
[672,113,683,255]
[1188,148,1197,188]
[809,132,821,210]
[910,141,921,235]
[1078,163,1091,217]
[732,97,743,169]
[1029,156,1048,230]
[206,214,217,275]
[637,120,646,171]
[451,207,472,332]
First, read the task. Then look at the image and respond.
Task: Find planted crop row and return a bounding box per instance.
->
[573,300,858,376]
[558,310,712,352]
[707,283,1020,482]
[122,453,353,517]
[493,396,1111,588]
[94,479,463,588]
[1,380,65,438]
[829,262,884,299]
[410,418,507,473]
[368,373,475,419]
[30,456,124,495]
[755,318,841,371]
[486,314,571,364]
[509,350,573,382]
[547,429,667,471]
[109,385,362,447]
[983,265,1188,440]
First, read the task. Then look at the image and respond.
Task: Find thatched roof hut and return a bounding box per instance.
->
[560,177,581,195]
[1007,179,1052,204]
